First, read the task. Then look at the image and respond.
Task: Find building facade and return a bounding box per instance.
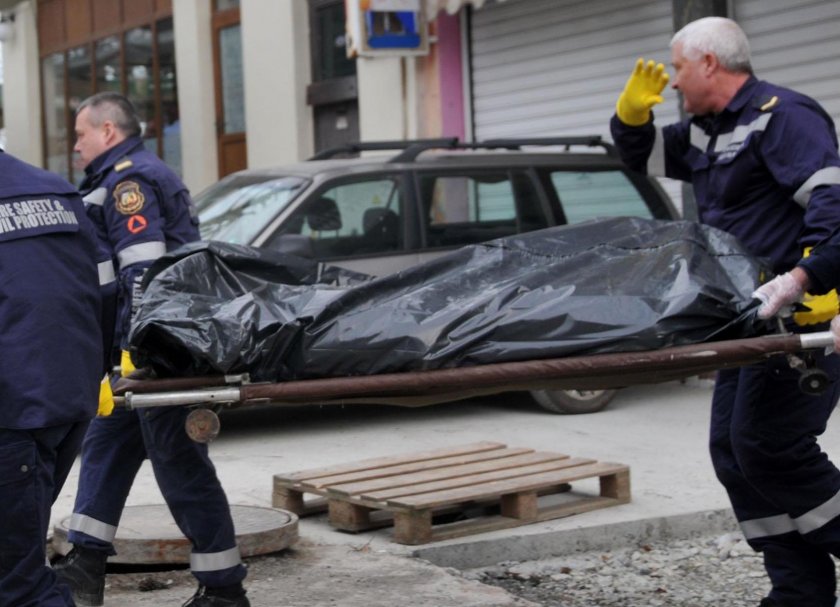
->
[0,0,837,202]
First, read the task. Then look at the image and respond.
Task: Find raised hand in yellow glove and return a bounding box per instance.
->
[616,58,670,126]
[98,375,115,416]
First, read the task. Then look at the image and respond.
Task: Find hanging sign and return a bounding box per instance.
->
[345,0,429,57]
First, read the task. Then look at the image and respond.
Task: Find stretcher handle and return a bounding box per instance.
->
[798,331,834,351]
[118,387,242,409]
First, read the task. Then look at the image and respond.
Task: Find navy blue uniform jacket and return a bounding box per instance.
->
[611,76,840,281]
[78,136,199,354]
[0,152,103,429]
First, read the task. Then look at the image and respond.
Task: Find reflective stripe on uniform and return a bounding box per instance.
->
[740,514,796,540]
[98,260,116,286]
[117,241,166,269]
[713,113,772,153]
[793,166,840,207]
[69,513,117,543]
[740,513,796,540]
[690,124,711,153]
[794,487,840,535]
[82,187,107,207]
[190,546,242,572]
[740,489,840,540]
[648,128,667,178]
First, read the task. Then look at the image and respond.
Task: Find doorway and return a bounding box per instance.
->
[212,0,247,177]
[308,0,360,153]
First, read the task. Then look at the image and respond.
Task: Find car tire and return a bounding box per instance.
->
[529,388,617,414]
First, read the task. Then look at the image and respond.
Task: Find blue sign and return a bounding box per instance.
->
[364,11,422,49]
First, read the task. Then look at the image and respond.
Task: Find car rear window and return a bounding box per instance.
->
[550,170,653,224]
[419,171,547,248]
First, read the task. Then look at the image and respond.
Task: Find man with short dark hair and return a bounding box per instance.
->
[54,92,249,607]
[610,16,840,607]
[0,149,105,606]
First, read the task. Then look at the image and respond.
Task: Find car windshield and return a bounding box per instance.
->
[196,175,307,244]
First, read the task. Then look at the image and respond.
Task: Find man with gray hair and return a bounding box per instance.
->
[610,16,840,607]
[53,92,249,607]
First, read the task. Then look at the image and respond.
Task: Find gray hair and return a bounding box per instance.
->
[671,16,752,74]
[77,92,143,138]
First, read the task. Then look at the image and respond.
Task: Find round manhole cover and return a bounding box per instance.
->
[53,505,298,565]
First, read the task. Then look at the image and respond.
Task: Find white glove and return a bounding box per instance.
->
[831,316,840,352]
[752,272,804,319]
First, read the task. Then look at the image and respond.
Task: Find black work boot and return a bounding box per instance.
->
[182,584,250,607]
[53,546,108,607]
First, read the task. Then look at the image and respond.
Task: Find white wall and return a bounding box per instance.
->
[2,0,41,164]
[357,56,415,141]
[241,0,312,167]
[173,0,218,194]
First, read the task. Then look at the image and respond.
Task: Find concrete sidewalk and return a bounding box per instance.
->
[49,378,840,605]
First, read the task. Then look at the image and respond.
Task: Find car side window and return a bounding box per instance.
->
[267,177,404,259]
[550,170,653,224]
[420,172,546,248]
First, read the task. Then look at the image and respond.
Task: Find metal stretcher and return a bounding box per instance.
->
[113,330,836,441]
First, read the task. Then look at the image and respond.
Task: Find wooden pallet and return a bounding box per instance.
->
[272,442,630,545]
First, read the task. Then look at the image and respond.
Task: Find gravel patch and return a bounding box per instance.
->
[464,532,788,606]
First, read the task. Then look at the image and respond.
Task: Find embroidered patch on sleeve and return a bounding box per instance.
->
[113,181,146,215]
[127,214,148,234]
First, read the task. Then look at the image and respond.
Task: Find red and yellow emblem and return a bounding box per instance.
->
[113,181,145,215]
[127,215,148,234]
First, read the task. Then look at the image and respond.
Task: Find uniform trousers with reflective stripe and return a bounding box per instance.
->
[0,423,88,607]
[68,405,246,587]
[711,350,840,607]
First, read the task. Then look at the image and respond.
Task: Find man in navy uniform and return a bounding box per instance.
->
[0,150,106,606]
[610,16,840,607]
[53,92,249,607]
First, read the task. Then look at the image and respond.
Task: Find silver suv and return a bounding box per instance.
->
[195,137,680,413]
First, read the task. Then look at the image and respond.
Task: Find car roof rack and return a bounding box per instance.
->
[478,136,619,158]
[309,138,459,161]
[309,135,618,163]
[390,135,619,162]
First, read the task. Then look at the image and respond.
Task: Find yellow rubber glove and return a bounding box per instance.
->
[794,291,839,325]
[616,58,670,126]
[794,248,839,325]
[120,349,136,378]
[97,376,115,417]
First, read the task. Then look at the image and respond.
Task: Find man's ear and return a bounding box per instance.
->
[703,52,720,76]
[101,120,118,144]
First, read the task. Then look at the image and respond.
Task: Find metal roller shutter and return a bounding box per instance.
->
[469,0,684,210]
[734,0,840,138]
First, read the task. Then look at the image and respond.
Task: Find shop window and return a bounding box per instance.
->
[95,36,122,94]
[219,24,245,134]
[158,19,180,176]
[215,0,240,11]
[42,53,69,181]
[314,2,356,81]
[40,14,180,180]
[125,25,155,155]
[68,46,93,183]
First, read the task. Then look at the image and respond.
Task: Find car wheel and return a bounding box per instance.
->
[529,388,617,414]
